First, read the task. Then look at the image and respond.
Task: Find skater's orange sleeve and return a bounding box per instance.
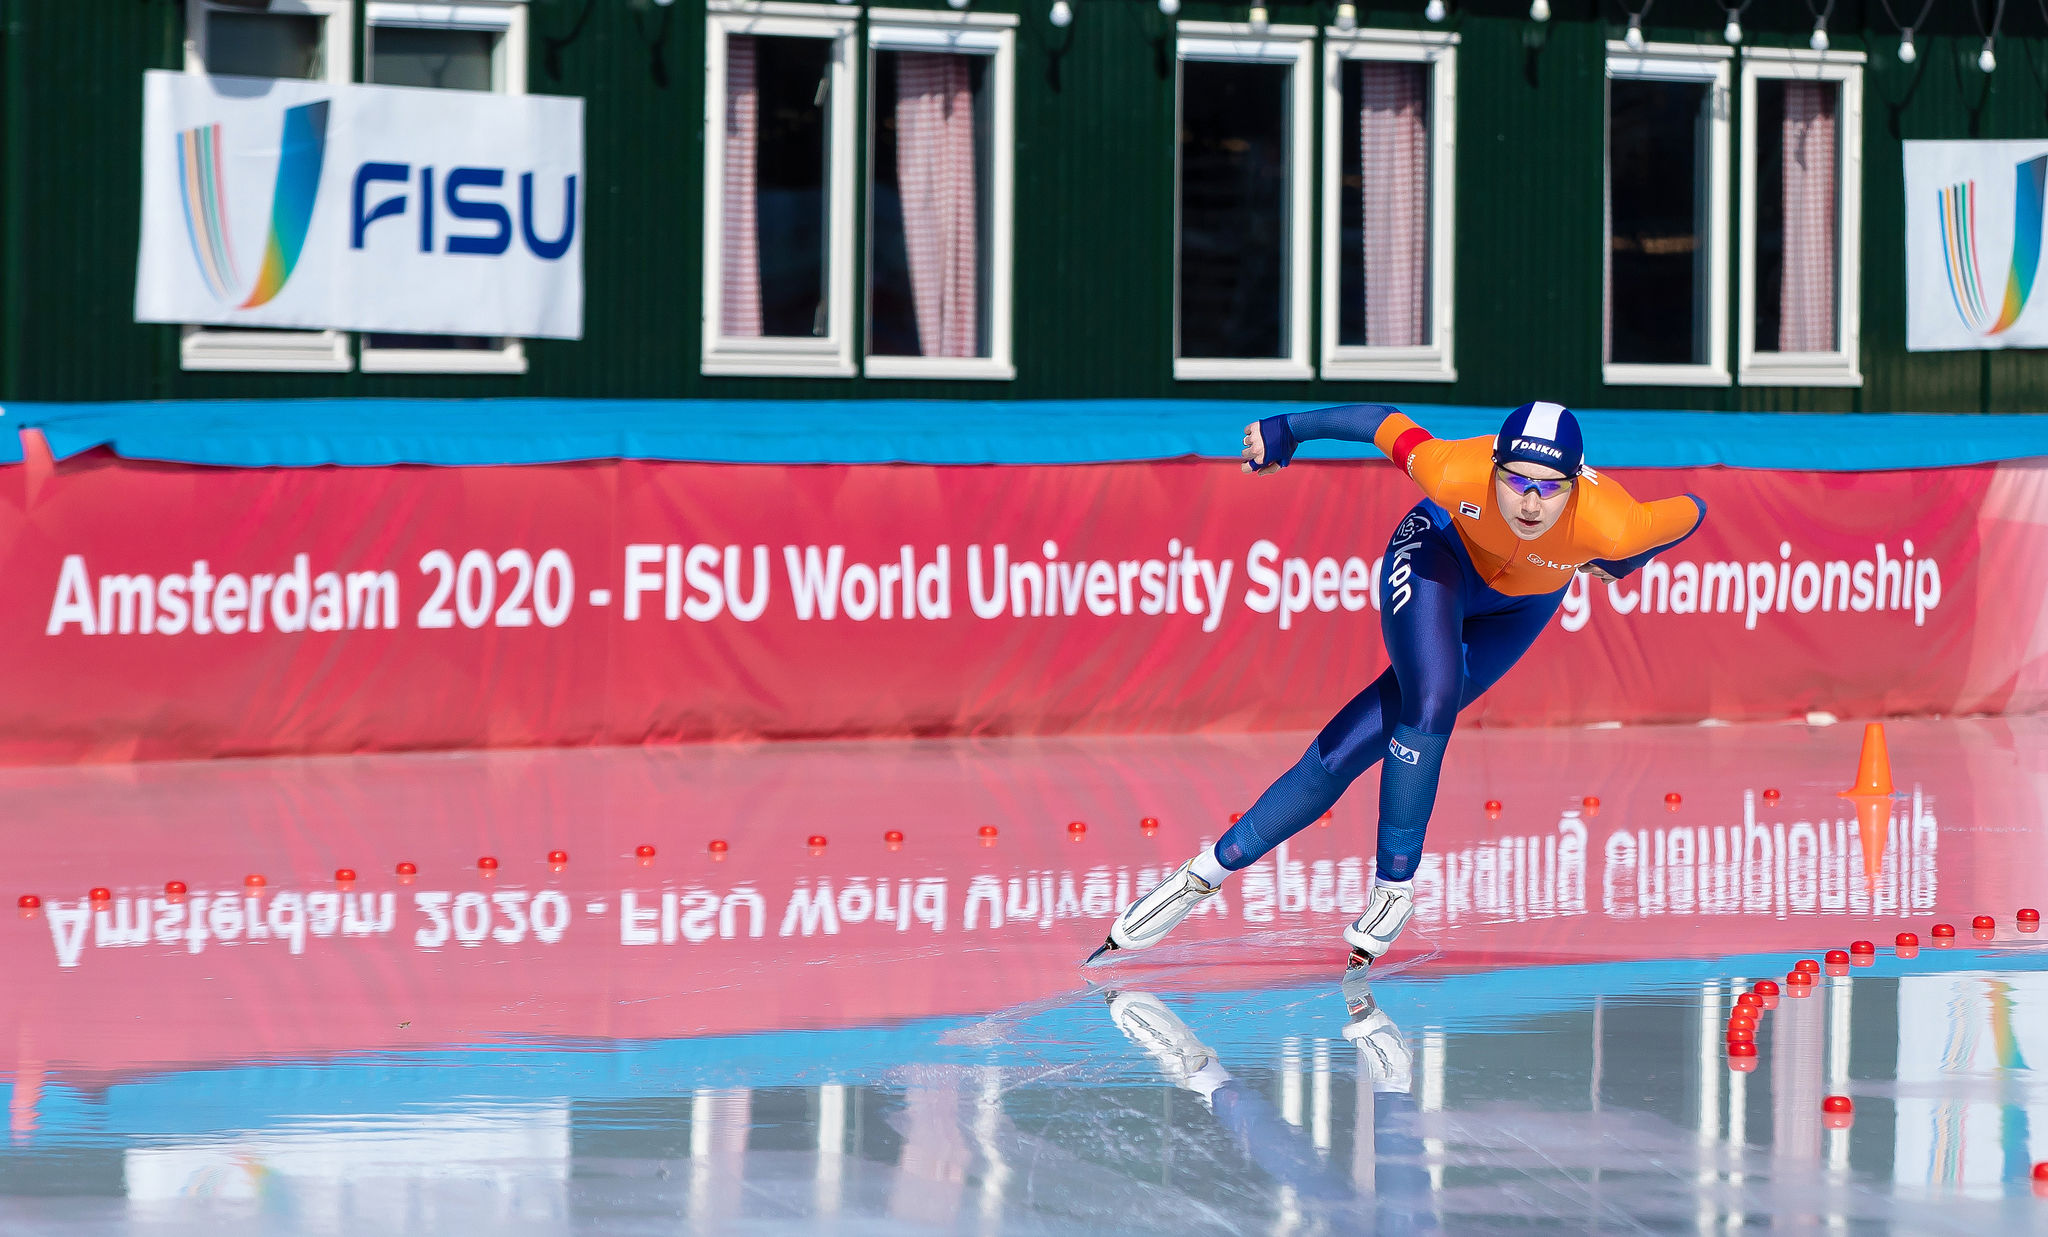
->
[1572,469,1707,560]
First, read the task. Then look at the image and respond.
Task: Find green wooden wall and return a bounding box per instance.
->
[1,0,2045,410]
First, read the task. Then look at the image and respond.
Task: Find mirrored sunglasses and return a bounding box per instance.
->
[1495,467,1573,500]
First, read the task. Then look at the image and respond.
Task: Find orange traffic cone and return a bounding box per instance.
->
[1839,722,1894,798]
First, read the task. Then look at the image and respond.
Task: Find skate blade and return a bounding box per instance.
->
[1346,947,1375,971]
[1084,937,1121,966]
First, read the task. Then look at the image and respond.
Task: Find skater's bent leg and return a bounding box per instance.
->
[1313,669,1403,782]
[1211,670,1402,874]
[1212,744,1346,871]
[1375,526,1467,881]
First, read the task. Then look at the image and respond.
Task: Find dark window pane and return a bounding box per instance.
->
[370,26,498,91]
[868,51,993,358]
[755,37,834,337]
[1753,81,1785,354]
[365,334,499,350]
[1179,60,1291,360]
[206,11,323,80]
[1608,78,1708,365]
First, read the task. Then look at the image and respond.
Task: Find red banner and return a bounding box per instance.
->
[3,447,2046,763]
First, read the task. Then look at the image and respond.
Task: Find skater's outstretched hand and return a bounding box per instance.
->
[1578,563,1618,582]
[1240,422,1282,475]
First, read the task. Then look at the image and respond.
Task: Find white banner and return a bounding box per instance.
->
[136,71,583,339]
[1905,139,2048,352]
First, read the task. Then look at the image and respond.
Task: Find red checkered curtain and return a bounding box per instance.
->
[1359,62,1428,347]
[896,53,979,357]
[1778,82,1837,352]
[721,36,763,338]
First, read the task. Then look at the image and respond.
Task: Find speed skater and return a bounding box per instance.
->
[1090,401,1706,969]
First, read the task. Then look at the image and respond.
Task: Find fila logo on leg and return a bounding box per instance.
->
[1388,738,1421,765]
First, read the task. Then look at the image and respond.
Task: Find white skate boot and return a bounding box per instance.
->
[1104,990,1230,1097]
[1342,877,1415,970]
[1340,973,1413,1092]
[1086,858,1220,964]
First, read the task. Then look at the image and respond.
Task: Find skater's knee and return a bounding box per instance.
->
[1312,733,1373,785]
[1403,682,1461,734]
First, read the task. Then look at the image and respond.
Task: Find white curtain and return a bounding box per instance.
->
[895,53,979,357]
[1359,62,1428,347]
[1778,82,1837,352]
[721,35,763,338]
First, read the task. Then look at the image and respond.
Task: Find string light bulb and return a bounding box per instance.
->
[1530,0,1549,21]
[1897,29,1916,63]
[1336,1,1356,29]
[1624,16,1644,50]
[1980,40,1997,73]
[1809,20,1828,52]
[1248,1,1267,28]
[1050,0,1072,25]
[1160,0,1180,13]
[1723,13,1741,44]
[1424,0,1445,21]
[948,0,969,9]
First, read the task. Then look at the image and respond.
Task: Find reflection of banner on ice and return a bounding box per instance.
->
[136,71,583,338]
[1906,140,2048,352]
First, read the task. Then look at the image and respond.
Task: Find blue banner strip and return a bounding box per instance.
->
[2,399,2046,471]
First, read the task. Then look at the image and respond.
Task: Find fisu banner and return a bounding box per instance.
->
[3,450,2048,763]
[1905,139,2048,352]
[134,71,583,339]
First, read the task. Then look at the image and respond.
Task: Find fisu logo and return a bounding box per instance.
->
[1939,153,2047,336]
[177,101,329,307]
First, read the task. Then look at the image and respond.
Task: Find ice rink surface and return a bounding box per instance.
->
[1,716,2046,1234]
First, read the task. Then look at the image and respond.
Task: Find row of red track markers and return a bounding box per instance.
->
[1719,911,2048,1193]
[12,815,1205,908]
[12,791,1803,909]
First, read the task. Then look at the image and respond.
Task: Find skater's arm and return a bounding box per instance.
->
[1244,404,1403,472]
[1586,494,1707,579]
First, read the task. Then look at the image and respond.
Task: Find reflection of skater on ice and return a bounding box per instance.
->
[1104,980,1439,1230]
[1094,401,1705,969]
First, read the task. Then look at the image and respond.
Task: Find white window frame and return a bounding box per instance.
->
[358,0,530,374]
[862,9,1017,381]
[1319,27,1457,383]
[181,0,356,373]
[1603,41,1733,389]
[701,2,860,378]
[1737,47,1863,388]
[1174,22,1316,382]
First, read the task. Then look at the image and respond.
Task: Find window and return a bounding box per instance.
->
[702,4,859,378]
[1175,23,1314,381]
[1321,28,1456,382]
[360,0,530,374]
[865,10,1016,379]
[1604,42,1731,387]
[1739,49,1862,387]
[181,0,354,372]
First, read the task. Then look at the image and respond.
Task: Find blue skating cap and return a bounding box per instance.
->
[1493,402,1583,476]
